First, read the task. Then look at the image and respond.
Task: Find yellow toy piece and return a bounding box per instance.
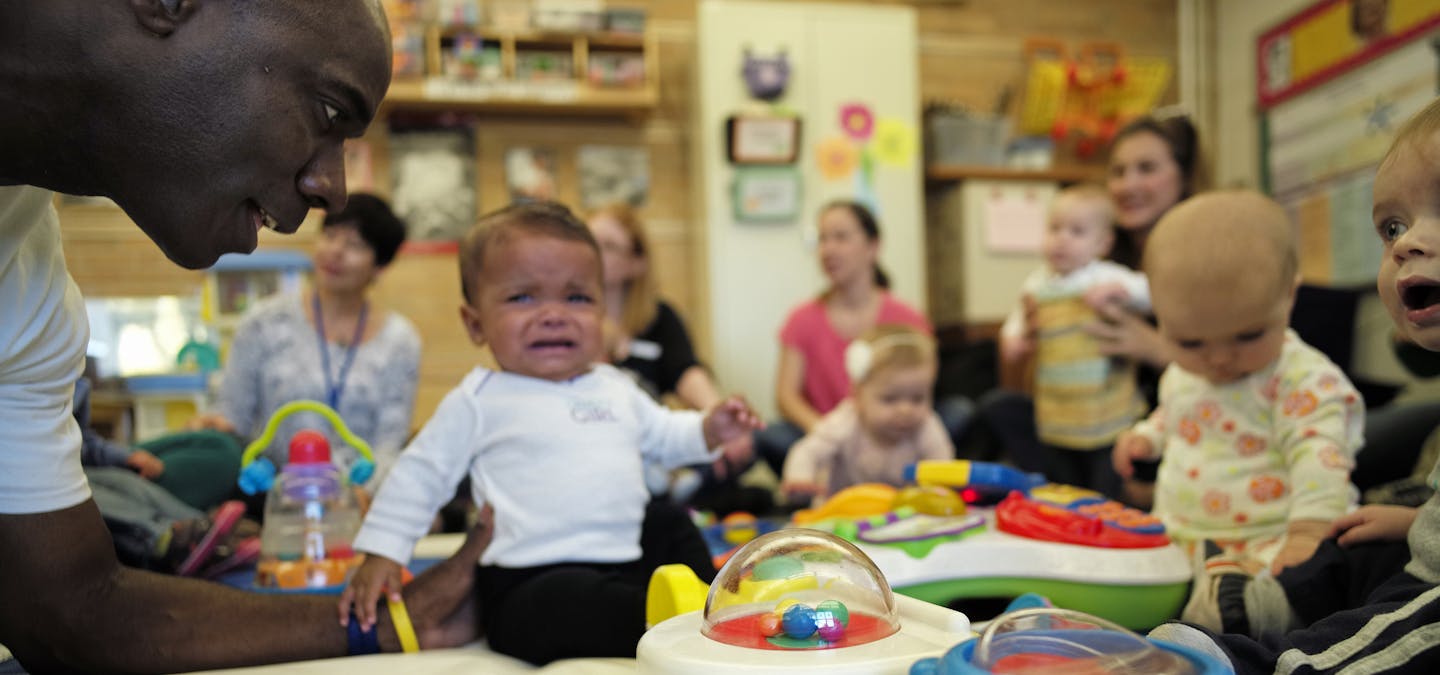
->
[892,485,966,516]
[722,512,759,545]
[791,483,899,525]
[647,564,710,629]
[1029,483,1102,505]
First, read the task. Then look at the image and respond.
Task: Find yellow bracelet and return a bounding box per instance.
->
[387,597,420,654]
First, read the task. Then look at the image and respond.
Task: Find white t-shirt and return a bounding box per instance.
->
[354,364,716,568]
[0,186,91,513]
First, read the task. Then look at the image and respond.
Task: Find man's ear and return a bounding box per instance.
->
[130,0,198,37]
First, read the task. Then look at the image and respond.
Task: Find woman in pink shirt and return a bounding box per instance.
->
[757,201,970,477]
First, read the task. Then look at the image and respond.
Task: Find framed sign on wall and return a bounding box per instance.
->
[726,115,802,164]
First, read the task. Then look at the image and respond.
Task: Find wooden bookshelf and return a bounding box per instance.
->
[925,163,1108,184]
[382,26,658,118]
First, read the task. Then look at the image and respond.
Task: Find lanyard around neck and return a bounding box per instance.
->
[313,293,369,410]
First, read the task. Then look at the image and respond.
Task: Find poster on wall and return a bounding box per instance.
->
[731,166,802,222]
[577,145,649,208]
[389,127,476,244]
[505,146,559,203]
[1257,0,1440,109]
[1263,22,1438,286]
[813,101,918,218]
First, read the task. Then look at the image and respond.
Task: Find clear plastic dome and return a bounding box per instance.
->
[701,528,900,650]
[970,608,1197,674]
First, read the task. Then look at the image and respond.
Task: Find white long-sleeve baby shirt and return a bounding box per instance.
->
[353,364,714,567]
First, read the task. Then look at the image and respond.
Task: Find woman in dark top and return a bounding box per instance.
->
[586,204,753,495]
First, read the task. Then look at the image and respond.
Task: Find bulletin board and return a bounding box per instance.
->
[1258,0,1440,288]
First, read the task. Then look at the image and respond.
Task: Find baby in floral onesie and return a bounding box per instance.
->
[1112,191,1363,578]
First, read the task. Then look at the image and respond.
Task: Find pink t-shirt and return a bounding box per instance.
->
[778,293,931,415]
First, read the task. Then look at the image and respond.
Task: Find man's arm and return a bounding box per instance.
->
[0,500,486,673]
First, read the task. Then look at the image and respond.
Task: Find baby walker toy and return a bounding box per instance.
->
[638,529,973,674]
[237,400,373,592]
[792,461,1192,630]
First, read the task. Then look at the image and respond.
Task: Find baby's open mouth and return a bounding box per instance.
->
[1402,280,1440,311]
[529,339,575,349]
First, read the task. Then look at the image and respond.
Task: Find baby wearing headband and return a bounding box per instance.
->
[780,324,955,502]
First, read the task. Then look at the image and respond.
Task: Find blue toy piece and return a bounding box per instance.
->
[238,457,278,495]
[782,604,818,639]
[902,460,1047,498]
[909,608,1230,675]
[1002,592,1053,613]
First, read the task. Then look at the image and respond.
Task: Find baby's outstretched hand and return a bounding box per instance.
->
[1111,432,1153,479]
[339,554,405,631]
[703,395,764,448]
[780,479,825,503]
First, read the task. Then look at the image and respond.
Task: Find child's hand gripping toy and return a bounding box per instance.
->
[910,607,1228,674]
[237,400,373,591]
[639,529,973,674]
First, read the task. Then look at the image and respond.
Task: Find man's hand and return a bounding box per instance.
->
[403,504,494,649]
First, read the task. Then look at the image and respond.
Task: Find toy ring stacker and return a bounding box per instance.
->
[237,400,376,495]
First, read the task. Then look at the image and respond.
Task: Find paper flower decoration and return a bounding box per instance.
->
[816,135,859,181]
[839,103,875,140]
[871,117,916,167]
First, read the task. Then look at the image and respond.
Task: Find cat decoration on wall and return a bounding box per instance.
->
[742,47,790,102]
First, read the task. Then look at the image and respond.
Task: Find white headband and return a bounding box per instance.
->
[844,333,932,383]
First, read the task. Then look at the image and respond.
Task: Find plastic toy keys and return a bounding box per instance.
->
[1028,485,1166,535]
[237,400,376,495]
[994,492,1168,549]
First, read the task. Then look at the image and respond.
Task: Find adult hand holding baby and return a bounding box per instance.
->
[1086,302,1173,368]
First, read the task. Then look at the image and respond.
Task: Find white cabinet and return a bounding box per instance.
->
[694,1,923,417]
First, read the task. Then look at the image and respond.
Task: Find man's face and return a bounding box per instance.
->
[110,0,392,269]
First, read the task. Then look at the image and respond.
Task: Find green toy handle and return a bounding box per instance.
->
[239,399,375,468]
